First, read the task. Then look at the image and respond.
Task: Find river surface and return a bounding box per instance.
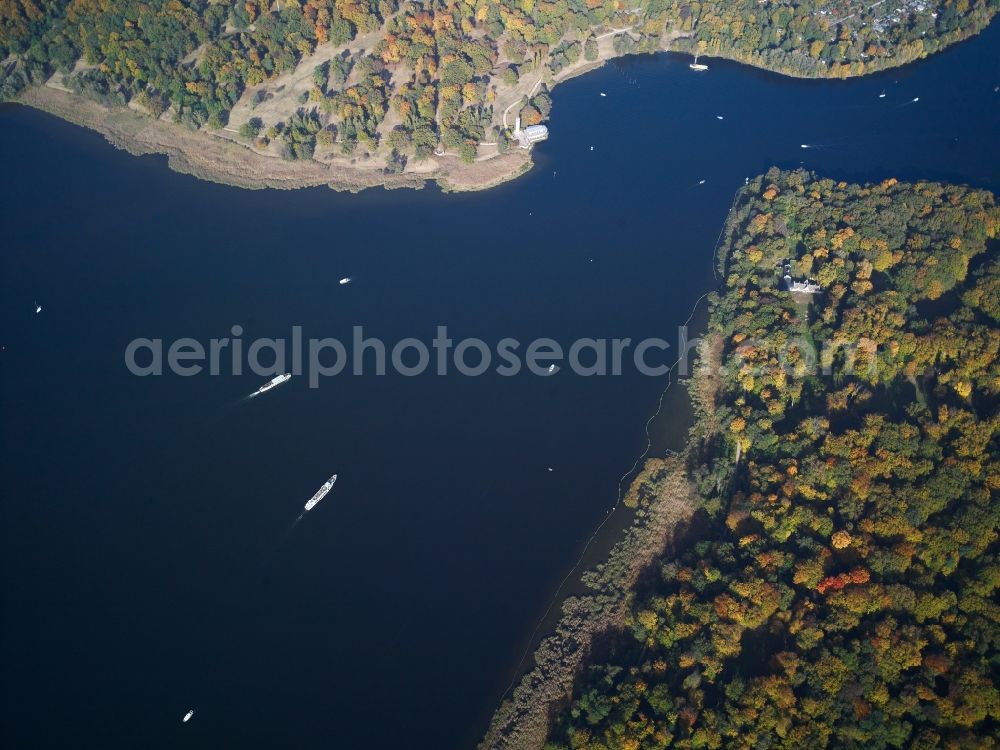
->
[1,23,998,750]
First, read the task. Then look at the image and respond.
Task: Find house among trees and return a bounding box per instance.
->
[780,260,822,293]
[785,276,823,293]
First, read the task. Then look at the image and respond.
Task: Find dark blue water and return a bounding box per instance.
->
[1,23,997,750]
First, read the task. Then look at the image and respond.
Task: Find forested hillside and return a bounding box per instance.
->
[1,0,995,166]
[544,169,1000,750]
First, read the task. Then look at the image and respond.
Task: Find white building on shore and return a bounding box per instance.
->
[514,116,549,149]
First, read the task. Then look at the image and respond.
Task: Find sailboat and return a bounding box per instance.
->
[689,55,708,72]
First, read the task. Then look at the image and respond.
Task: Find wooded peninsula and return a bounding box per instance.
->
[1,0,996,190]
[483,169,1000,750]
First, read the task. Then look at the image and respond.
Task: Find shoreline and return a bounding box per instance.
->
[477,454,700,750]
[477,302,723,750]
[475,184,738,750]
[15,86,534,193]
[13,16,994,195]
[666,13,995,80]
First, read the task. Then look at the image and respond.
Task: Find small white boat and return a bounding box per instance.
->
[698,179,706,185]
[255,373,291,396]
[547,364,557,374]
[689,56,709,71]
[182,709,195,723]
[339,277,351,285]
[599,92,607,97]
[716,115,724,120]
[879,91,886,98]
[800,144,809,149]
[34,302,41,314]
[589,146,594,151]
[912,96,919,102]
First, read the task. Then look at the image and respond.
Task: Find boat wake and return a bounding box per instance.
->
[215,393,256,414]
[270,512,305,552]
[799,141,843,151]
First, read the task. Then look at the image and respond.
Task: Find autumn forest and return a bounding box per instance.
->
[540,169,1000,750]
